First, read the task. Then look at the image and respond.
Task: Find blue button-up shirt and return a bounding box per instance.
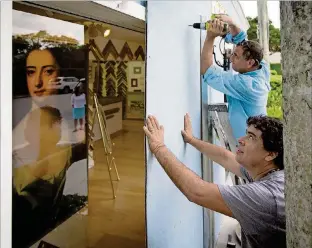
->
[203,31,271,140]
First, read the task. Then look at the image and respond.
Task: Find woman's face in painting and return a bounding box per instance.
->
[26,49,59,99]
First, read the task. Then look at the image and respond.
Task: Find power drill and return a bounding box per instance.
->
[189,14,229,33]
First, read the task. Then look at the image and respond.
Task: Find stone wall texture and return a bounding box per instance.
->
[280,2,312,248]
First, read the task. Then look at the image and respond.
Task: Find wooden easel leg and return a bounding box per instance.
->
[111,156,120,181]
[104,152,116,199]
[94,94,117,199]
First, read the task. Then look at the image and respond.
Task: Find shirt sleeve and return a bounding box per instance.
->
[202,64,262,103]
[83,93,86,105]
[218,183,276,233]
[240,166,253,182]
[224,30,247,44]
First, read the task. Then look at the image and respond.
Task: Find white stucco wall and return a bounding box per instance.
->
[145,2,212,248]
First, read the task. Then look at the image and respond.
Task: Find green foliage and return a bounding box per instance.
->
[270,70,277,75]
[267,106,283,119]
[246,17,258,41]
[267,74,283,119]
[246,17,281,52]
[269,26,281,52]
[13,30,80,46]
[270,75,282,88]
[270,63,282,75]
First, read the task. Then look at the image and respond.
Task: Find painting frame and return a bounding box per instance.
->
[133,66,141,74]
[131,78,138,87]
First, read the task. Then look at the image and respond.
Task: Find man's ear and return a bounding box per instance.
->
[265,152,278,162]
[247,59,256,68]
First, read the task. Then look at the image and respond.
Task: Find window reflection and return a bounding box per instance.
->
[12,28,87,247]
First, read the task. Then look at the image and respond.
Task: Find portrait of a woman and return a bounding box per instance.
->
[26,48,59,98]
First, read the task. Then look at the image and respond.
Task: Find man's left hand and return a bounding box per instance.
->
[143,115,166,155]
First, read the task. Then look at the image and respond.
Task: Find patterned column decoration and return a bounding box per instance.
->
[94,62,104,96]
[134,45,145,61]
[102,40,119,60]
[99,63,105,96]
[105,61,117,97]
[117,61,128,119]
[119,42,133,61]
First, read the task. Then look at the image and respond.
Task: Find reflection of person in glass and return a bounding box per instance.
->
[26,48,59,98]
[12,106,87,248]
[71,85,86,132]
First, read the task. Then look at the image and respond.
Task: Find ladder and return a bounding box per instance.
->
[207,103,245,185]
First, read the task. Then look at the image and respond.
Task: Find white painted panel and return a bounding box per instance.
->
[1,2,13,248]
[220,1,250,31]
[146,2,212,248]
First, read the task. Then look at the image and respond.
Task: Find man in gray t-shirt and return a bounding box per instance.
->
[143,114,286,248]
[219,166,285,248]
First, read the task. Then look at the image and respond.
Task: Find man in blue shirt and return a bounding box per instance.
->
[201,15,271,140]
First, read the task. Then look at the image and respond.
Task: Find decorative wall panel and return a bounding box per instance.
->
[92,39,145,119]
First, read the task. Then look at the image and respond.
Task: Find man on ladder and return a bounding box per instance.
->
[201,15,271,140]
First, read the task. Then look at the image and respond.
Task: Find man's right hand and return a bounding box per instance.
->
[181,113,194,143]
[214,14,241,37]
[207,19,227,38]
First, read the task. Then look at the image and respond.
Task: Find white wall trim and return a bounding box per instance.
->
[232,0,250,30]
[93,1,146,21]
[217,0,250,31]
[0,2,13,248]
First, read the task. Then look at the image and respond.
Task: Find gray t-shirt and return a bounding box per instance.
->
[218,166,286,248]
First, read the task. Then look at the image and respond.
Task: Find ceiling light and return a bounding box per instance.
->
[103,29,111,37]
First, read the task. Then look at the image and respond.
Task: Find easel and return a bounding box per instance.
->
[87,40,120,199]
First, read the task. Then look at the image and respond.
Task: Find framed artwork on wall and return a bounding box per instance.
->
[126,92,145,119]
[133,67,141,74]
[131,78,138,87]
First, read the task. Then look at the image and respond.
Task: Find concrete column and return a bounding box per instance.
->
[257,0,270,63]
[280,2,312,248]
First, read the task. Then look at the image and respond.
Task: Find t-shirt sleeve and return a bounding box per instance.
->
[240,166,253,182]
[218,183,276,233]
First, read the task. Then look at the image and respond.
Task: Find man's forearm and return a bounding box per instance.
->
[189,137,242,177]
[200,36,215,75]
[153,146,204,201]
[152,145,234,217]
[228,23,241,37]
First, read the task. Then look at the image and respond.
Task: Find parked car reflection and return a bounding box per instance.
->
[48,77,80,94]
